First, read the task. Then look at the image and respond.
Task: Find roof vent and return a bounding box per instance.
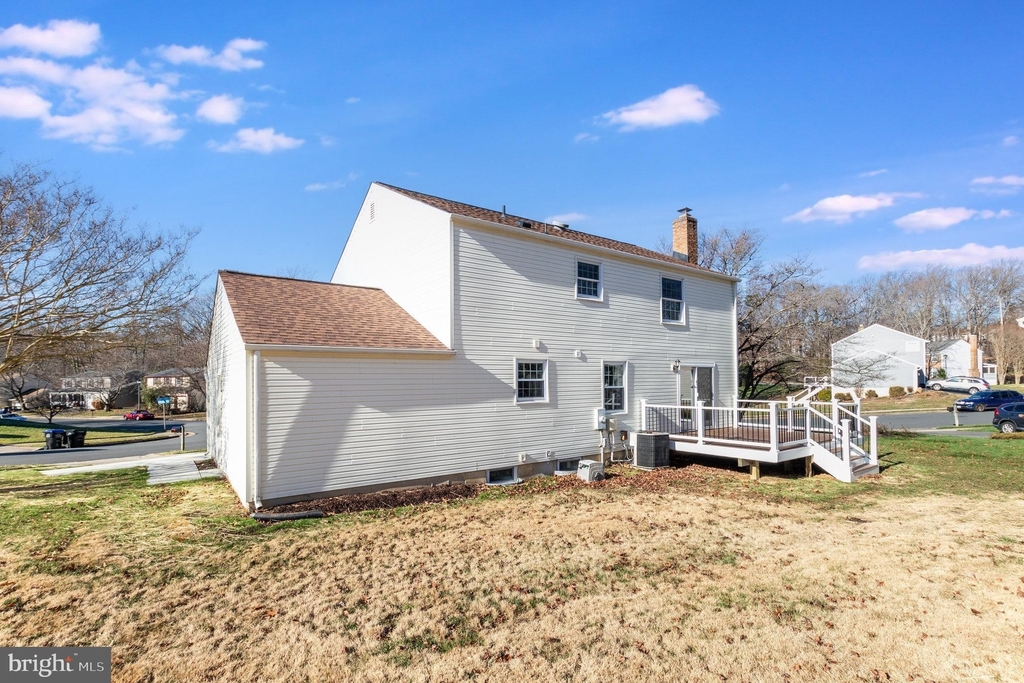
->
[551,221,568,230]
[516,219,532,229]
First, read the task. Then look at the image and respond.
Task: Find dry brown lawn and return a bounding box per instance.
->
[2,438,1024,682]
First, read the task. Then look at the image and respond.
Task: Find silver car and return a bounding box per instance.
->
[929,376,990,394]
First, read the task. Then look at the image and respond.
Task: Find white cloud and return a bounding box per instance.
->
[785,192,922,224]
[574,132,599,143]
[545,212,586,225]
[1003,135,1019,147]
[0,19,100,58]
[304,172,359,192]
[345,96,360,104]
[211,127,303,153]
[196,94,244,124]
[971,175,1024,195]
[319,135,336,147]
[858,168,888,177]
[602,85,719,131]
[0,55,182,148]
[858,243,1024,270]
[0,86,51,118]
[156,38,266,71]
[894,207,979,232]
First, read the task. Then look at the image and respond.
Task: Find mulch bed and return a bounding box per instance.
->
[267,462,743,516]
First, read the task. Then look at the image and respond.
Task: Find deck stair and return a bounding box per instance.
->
[641,396,879,483]
[790,376,831,403]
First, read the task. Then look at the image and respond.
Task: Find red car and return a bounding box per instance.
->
[123,410,155,420]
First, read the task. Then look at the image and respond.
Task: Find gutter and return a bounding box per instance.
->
[451,215,741,284]
[243,344,455,356]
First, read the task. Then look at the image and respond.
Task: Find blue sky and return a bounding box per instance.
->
[1,2,1022,284]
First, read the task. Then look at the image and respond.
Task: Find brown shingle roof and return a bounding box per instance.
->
[219,271,449,351]
[377,182,719,274]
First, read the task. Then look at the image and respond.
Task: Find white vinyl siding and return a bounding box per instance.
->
[206,280,250,504]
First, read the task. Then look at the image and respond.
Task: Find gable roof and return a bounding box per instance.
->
[376,183,734,279]
[145,368,202,378]
[218,271,450,351]
[833,323,927,347]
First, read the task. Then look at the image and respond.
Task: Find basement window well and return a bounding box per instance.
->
[555,459,580,475]
[487,468,517,485]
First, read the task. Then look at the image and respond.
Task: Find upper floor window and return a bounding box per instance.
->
[576,261,601,299]
[661,277,684,323]
[516,360,548,403]
[603,362,626,412]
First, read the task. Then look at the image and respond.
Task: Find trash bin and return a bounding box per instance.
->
[68,429,87,448]
[43,429,67,450]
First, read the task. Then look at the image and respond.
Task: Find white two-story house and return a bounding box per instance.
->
[208,183,739,509]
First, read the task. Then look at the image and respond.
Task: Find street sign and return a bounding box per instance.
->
[157,396,172,405]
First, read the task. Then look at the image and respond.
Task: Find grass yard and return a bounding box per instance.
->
[1,435,1023,682]
[859,389,957,412]
[0,421,173,448]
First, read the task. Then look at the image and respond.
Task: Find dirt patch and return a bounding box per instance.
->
[271,482,485,515]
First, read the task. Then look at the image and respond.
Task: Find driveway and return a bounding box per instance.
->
[0,419,207,466]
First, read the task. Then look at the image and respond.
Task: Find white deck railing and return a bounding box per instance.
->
[641,397,877,466]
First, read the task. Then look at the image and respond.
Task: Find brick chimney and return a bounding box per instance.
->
[672,208,698,264]
[968,333,980,377]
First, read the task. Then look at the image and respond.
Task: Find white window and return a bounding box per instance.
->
[576,261,601,299]
[487,467,516,484]
[556,459,580,473]
[515,360,548,403]
[603,362,626,413]
[661,277,684,323]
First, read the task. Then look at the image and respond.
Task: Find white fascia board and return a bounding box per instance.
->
[450,214,740,284]
[243,343,456,357]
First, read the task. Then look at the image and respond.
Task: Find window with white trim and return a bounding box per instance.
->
[661,277,684,323]
[516,360,547,402]
[576,261,601,299]
[603,362,626,412]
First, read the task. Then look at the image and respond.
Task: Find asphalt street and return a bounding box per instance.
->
[0,418,207,466]
[874,410,994,430]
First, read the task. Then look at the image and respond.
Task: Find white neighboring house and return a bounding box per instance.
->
[831,324,927,396]
[927,339,984,380]
[207,182,740,509]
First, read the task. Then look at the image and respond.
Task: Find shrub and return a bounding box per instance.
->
[835,392,853,402]
[814,388,832,401]
[935,369,947,379]
[888,386,906,398]
[865,389,878,399]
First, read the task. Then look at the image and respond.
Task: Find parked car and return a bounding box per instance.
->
[123,409,155,420]
[929,376,990,394]
[0,412,27,421]
[993,403,1024,432]
[951,389,1024,412]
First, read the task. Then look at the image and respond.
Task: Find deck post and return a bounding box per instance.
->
[831,399,839,445]
[732,395,739,432]
[786,396,794,431]
[840,418,851,461]
[696,400,705,444]
[641,399,647,431]
[768,401,779,456]
[805,455,813,478]
[750,460,760,481]
[868,415,878,464]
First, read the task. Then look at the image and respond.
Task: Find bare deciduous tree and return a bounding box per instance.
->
[0,161,198,376]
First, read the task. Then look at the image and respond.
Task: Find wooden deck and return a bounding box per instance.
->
[670,427,836,450]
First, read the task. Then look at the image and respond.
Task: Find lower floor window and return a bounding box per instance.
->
[556,459,580,473]
[603,362,626,412]
[487,467,516,484]
[516,360,547,402]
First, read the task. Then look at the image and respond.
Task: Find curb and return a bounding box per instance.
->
[4,431,192,452]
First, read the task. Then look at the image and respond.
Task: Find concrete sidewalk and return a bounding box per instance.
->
[41,452,222,485]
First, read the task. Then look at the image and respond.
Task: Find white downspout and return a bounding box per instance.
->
[252,350,263,510]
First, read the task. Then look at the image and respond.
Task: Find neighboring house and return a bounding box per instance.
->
[51,371,140,410]
[144,368,203,413]
[831,324,927,395]
[927,339,984,379]
[208,182,740,509]
[0,374,51,410]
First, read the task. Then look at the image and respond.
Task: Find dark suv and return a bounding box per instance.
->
[952,390,1024,412]
[993,403,1024,433]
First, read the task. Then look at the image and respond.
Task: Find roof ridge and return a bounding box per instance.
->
[374,182,551,227]
[218,270,384,291]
